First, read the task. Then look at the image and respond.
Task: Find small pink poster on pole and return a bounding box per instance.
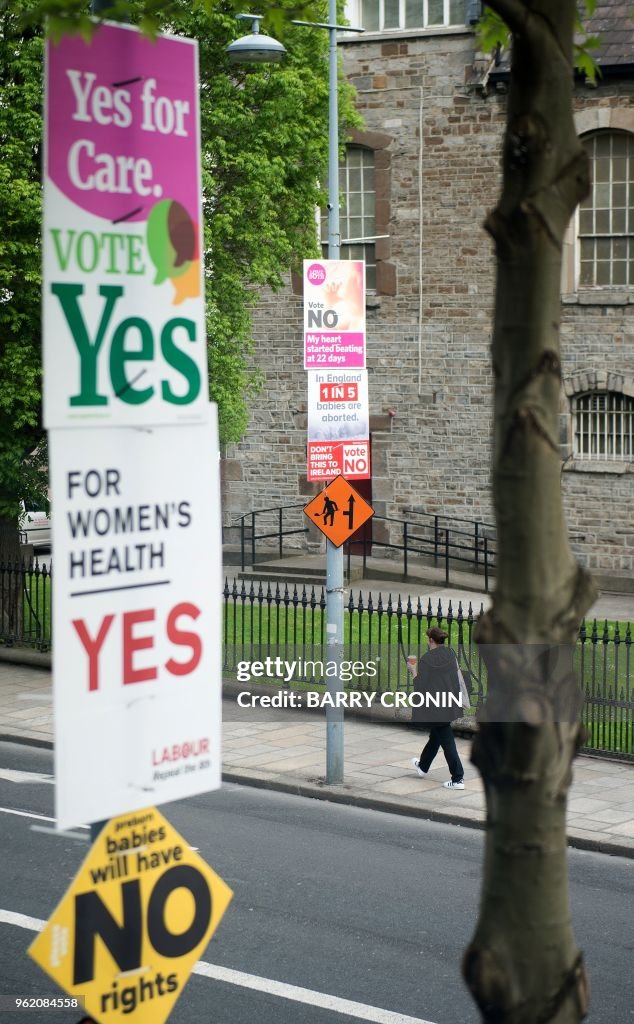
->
[43,22,208,428]
[303,259,366,370]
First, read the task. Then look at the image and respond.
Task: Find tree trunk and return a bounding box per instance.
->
[462,3,597,1022]
[0,514,24,640]
[0,515,21,563]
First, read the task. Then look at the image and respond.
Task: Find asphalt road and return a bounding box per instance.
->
[0,741,632,1024]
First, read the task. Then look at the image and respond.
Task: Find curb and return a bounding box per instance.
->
[221,769,487,834]
[0,648,52,670]
[0,733,54,750]
[1,731,632,860]
[221,772,634,861]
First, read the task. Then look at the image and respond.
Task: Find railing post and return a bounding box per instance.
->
[251,511,256,568]
[434,515,439,559]
[474,521,479,568]
[445,529,450,586]
[279,507,283,560]
[240,517,245,572]
[403,521,408,578]
[484,535,489,593]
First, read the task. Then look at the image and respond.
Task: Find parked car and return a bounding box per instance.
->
[19,500,51,551]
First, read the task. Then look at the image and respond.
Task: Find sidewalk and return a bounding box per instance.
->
[1,661,634,858]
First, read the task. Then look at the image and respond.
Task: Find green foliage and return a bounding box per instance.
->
[0,0,360,482]
[475,7,506,53]
[12,0,339,44]
[477,2,602,83]
[575,33,601,85]
[163,2,360,444]
[0,5,46,517]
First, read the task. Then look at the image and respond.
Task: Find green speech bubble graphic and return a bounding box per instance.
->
[147,199,196,285]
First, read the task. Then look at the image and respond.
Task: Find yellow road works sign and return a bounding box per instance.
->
[29,807,233,1024]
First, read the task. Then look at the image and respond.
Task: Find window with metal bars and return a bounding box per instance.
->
[358,0,465,31]
[573,392,634,459]
[321,146,377,289]
[579,132,634,287]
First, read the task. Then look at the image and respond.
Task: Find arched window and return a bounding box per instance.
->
[573,391,634,459]
[579,131,634,287]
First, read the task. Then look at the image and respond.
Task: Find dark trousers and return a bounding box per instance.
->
[418,723,464,782]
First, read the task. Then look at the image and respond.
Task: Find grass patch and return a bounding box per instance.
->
[582,720,633,756]
[22,570,52,648]
[223,604,633,752]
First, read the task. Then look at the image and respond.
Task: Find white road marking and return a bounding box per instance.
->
[0,769,54,785]
[0,909,438,1024]
[0,909,45,933]
[0,806,56,823]
[30,825,88,842]
[192,961,439,1024]
[0,806,88,828]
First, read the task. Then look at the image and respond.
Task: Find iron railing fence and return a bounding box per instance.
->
[232,505,308,570]
[403,508,496,585]
[1,562,632,760]
[232,503,497,589]
[223,579,632,761]
[223,576,486,696]
[0,560,52,650]
[347,513,497,591]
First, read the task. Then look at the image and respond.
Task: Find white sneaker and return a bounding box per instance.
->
[411,758,429,778]
[443,780,465,789]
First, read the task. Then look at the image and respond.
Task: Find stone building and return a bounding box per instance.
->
[222,1,634,589]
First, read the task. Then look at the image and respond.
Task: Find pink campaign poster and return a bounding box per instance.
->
[43,23,208,428]
[303,259,366,370]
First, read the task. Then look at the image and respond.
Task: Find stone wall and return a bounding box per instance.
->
[222,27,634,580]
[564,470,634,575]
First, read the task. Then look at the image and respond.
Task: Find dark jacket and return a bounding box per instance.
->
[412,645,463,724]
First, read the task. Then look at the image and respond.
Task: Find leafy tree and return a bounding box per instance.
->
[0,9,46,546]
[18,0,324,42]
[0,0,358,528]
[463,3,600,1022]
[188,5,359,443]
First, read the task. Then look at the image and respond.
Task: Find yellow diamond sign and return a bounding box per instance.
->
[28,807,233,1024]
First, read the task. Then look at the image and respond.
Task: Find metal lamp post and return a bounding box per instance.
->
[227,6,363,784]
[323,0,344,782]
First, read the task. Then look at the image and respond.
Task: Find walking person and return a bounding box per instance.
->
[407,626,465,789]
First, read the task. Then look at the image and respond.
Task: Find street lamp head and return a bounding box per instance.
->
[226,16,287,64]
[226,33,287,63]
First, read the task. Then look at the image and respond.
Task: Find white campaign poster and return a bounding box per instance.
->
[49,408,222,829]
[307,369,369,440]
[307,370,370,481]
